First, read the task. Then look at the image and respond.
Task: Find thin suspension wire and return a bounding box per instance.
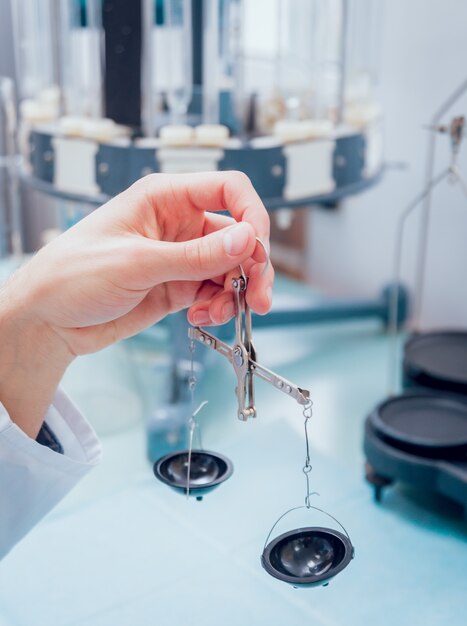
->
[388,167,450,395]
[186,338,196,498]
[451,165,467,198]
[414,76,467,329]
[302,400,317,508]
[186,338,207,498]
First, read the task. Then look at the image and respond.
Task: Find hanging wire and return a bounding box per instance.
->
[414,77,467,329]
[388,167,450,395]
[186,337,207,498]
[302,400,318,508]
[263,398,352,551]
[188,338,203,450]
[263,504,353,552]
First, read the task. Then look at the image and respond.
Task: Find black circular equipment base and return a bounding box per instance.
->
[153,449,233,499]
[261,527,354,588]
[363,414,467,513]
[369,392,467,458]
[403,331,467,396]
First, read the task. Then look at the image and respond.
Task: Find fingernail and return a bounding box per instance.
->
[193,310,211,326]
[223,222,251,256]
[221,301,235,322]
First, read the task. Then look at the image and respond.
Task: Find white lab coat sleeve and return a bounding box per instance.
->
[0,388,102,559]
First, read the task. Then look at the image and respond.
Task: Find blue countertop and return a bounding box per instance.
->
[0,268,466,626]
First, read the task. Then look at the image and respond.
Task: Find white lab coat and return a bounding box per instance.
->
[0,389,101,559]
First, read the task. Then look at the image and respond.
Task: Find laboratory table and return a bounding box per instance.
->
[0,271,466,626]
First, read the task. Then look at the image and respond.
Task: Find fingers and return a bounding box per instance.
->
[188,290,234,327]
[143,171,270,257]
[149,221,257,283]
[203,212,236,235]
[245,260,274,315]
[187,258,274,326]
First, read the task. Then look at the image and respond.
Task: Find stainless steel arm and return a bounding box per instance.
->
[188,272,310,419]
[249,359,310,405]
[188,328,311,410]
[188,326,233,360]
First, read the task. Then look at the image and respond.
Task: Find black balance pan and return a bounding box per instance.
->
[369,392,467,458]
[154,450,233,500]
[403,331,467,396]
[261,527,354,588]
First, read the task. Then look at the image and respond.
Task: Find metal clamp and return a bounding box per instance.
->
[188,275,310,421]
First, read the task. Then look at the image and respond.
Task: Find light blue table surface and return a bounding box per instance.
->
[0,271,466,626]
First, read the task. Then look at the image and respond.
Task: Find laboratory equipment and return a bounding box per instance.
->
[364,393,467,513]
[403,332,467,397]
[0,77,22,260]
[364,78,467,513]
[184,257,354,586]
[11,0,384,208]
[7,0,403,457]
[188,272,311,419]
[262,525,353,588]
[261,402,354,588]
[154,450,233,499]
[153,331,235,499]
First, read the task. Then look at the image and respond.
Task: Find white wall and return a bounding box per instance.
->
[308,0,467,329]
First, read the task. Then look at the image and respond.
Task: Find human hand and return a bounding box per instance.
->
[0,172,273,435]
[21,171,273,354]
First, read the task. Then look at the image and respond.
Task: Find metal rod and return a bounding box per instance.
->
[388,167,450,394]
[414,76,467,328]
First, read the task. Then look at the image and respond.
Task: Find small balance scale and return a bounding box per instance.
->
[154,263,354,588]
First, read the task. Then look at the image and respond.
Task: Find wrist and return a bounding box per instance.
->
[0,271,74,438]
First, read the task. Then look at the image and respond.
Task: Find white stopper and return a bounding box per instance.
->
[273,119,333,143]
[80,118,118,142]
[58,116,85,137]
[194,124,229,147]
[159,124,194,146]
[20,98,58,123]
[344,102,382,128]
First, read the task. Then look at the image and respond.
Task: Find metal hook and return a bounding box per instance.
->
[255,236,270,276]
[186,401,209,498]
[237,237,269,285]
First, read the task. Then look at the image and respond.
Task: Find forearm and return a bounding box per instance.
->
[0,271,74,438]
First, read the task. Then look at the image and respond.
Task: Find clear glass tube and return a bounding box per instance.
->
[309,0,343,122]
[240,0,344,131]
[202,0,220,124]
[10,0,56,99]
[0,77,22,258]
[345,0,382,105]
[59,0,103,118]
[220,0,244,133]
[141,0,157,136]
[164,0,193,124]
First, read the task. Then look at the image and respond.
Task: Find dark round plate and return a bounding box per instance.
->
[153,449,233,497]
[403,331,467,395]
[370,393,467,454]
[261,527,354,588]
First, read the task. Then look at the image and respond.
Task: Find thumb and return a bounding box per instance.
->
[157,222,256,281]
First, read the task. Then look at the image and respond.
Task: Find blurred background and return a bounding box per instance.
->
[1,2,467,624]
[1,0,467,327]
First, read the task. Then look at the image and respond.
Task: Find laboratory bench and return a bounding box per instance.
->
[0,271,466,626]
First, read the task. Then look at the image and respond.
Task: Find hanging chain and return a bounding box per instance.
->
[302,400,315,508]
